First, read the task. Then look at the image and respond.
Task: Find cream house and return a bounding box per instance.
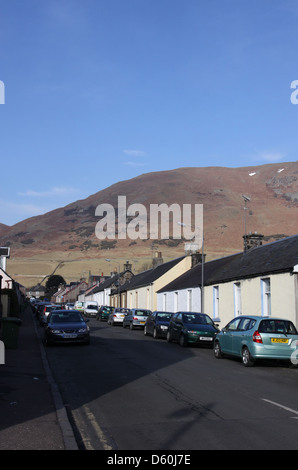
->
[112,255,193,311]
[157,235,298,328]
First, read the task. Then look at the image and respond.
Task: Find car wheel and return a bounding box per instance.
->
[153,328,159,339]
[130,322,134,330]
[242,346,255,367]
[179,333,187,347]
[144,325,148,336]
[166,331,172,342]
[214,341,223,359]
[122,322,126,328]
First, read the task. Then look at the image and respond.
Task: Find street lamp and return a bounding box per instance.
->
[105,258,121,307]
[177,222,204,312]
[242,195,251,252]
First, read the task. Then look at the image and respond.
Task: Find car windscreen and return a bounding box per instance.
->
[86,305,97,309]
[50,313,84,323]
[259,319,298,335]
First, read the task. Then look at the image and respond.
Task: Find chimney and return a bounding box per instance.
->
[123,260,132,271]
[243,232,264,252]
[191,252,206,268]
[152,251,163,268]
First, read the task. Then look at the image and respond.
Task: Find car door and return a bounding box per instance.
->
[231,317,254,355]
[171,313,183,340]
[219,317,242,354]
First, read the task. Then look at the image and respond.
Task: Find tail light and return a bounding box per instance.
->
[253,330,263,343]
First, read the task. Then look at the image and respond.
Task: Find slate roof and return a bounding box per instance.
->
[114,256,186,294]
[158,234,298,293]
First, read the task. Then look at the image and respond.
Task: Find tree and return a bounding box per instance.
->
[45,275,66,296]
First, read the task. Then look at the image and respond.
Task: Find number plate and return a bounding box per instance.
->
[271,338,288,344]
[199,336,213,341]
[63,333,77,338]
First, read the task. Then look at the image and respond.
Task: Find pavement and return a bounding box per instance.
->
[0,304,78,450]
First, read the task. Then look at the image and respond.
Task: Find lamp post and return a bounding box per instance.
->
[105,258,121,307]
[242,195,251,252]
[178,222,204,312]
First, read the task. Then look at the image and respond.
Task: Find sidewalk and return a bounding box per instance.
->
[0,305,78,450]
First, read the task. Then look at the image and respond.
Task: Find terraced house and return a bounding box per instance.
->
[157,234,298,328]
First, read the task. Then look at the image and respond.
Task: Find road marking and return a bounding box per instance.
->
[262,398,298,418]
[83,404,114,450]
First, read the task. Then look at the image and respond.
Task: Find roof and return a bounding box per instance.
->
[158,234,298,293]
[91,270,133,293]
[115,256,186,293]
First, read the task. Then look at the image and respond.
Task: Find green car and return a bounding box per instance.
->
[166,311,219,347]
[96,306,114,321]
[214,316,298,367]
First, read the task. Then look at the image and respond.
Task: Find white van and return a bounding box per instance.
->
[74,301,85,312]
[84,301,99,318]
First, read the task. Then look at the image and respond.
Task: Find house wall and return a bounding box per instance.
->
[126,256,193,311]
[157,271,298,328]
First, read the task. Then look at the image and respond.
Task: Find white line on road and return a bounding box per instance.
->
[262,398,298,419]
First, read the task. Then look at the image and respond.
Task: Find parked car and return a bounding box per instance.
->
[167,311,219,347]
[214,315,298,367]
[144,311,173,339]
[108,307,131,326]
[96,306,114,321]
[83,301,99,318]
[44,310,90,346]
[65,303,74,310]
[74,301,85,313]
[123,308,152,329]
[39,304,63,326]
[35,302,52,321]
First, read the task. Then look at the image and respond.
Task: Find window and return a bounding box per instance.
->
[213,286,219,319]
[234,282,242,316]
[261,278,271,316]
[187,290,192,311]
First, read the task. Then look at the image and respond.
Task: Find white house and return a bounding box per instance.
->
[157,235,298,328]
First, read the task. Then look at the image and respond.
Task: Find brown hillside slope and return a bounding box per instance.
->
[1,162,297,287]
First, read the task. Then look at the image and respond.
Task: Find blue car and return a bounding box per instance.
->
[144,311,173,339]
[214,316,298,366]
[44,310,90,346]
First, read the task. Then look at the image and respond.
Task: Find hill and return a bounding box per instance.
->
[1,162,297,287]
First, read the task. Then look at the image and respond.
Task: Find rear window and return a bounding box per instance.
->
[259,319,298,335]
[135,310,150,316]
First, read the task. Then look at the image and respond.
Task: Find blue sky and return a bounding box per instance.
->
[0,0,298,226]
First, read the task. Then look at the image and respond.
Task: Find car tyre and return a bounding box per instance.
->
[144,325,148,336]
[242,346,255,367]
[166,331,172,342]
[130,322,134,330]
[179,333,187,347]
[214,341,223,359]
[153,328,159,339]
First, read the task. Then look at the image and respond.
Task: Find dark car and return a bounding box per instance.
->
[167,311,219,347]
[96,305,114,321]
[144,311,173,339]
[44,310,90,346]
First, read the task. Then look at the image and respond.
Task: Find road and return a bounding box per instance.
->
[42,318,298,451]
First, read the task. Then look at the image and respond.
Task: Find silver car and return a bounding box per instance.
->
[108,307,131,325]
[123,308,152,330]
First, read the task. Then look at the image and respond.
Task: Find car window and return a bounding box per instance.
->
[156,313,172,321]
[226,318,241,331]
[238,318,255,331]
[259,319,298,335]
